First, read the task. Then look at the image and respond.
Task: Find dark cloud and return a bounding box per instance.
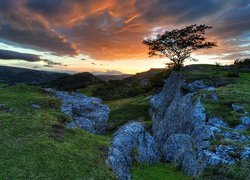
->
[0,49,41,62]
[43,59,63,66]
[136,0,227,24]
[0,0,78,56]
[65,11,149,59]
[0,49,65,67]
[0,0,250,62]
[26,0,67,16]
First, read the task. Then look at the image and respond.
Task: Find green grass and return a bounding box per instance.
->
[200,160,250,180]
[199,72,250,127]
[132,163,191,180]
[105,94,152,131]
[185,65,250,127]
[0,84,115,179]
[77,84,103,96]
[0,84,189,179]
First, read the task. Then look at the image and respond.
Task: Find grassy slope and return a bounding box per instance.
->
[2,65,249,179]
[0,84,115,179]
[185,65,250,179]
[185,66,250,127]
[0,84,188,179]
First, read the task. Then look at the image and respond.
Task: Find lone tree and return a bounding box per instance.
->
[143,24,217,70]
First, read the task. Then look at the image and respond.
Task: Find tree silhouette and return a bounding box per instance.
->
[143,24,217,70]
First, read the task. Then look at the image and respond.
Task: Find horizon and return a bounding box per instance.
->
[0,0,250,75]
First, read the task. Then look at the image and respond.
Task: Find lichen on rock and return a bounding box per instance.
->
[106,122,159,180]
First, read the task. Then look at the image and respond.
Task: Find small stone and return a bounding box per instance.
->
[206,87,216,91]
[183,80,208,92]
[240,147,250,159]
[31,104,41,109]
[240,116,250,126]
[208,117,228,128]
[210,93,218,102]
[0,103,6,108]
[215,145,235,164]
[232,104,244,112]
[221,131,249,142]
[198,150,233,167]
[234,124,248,132]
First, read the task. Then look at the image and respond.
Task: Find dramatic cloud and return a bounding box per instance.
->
[0,49,65,68]
[0,0,249,62]
[0,49,41,62]
[0,0,78,56]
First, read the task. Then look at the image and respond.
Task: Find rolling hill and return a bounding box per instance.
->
[0,65,67,84]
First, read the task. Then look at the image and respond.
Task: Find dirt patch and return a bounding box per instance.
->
[50,123,65,141]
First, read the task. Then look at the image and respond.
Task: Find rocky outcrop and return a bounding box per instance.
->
[47,89,109,134]
[149,72,250,177]
[106,122,159,180]
[163,134,200,176]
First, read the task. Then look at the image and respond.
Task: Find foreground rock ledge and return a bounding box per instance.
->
[106,122,159,180]
[150,72,250,176]
[46,89,110,134]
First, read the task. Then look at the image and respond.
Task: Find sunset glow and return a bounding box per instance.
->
[0,0,249,74]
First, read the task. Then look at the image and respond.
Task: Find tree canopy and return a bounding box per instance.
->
[143,24,217,70]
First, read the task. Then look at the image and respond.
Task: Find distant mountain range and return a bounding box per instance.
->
[0,65,133,89]
[0,65,67,84]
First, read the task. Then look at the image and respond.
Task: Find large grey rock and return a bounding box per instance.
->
[149,72,250,177]
[163,134,200,176]
[150,72,187,150]
[150,72,207,152]
[67,118,95,133]
[55,91,109,134]
[107,122,159,180]
[191,98,207,127]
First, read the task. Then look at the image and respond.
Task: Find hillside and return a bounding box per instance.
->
[47,72,102,91]
[0,83,188,179]
[96,74,132,82]
[0,64,249,179]
[0,65,67,84]
[92,68,170,100]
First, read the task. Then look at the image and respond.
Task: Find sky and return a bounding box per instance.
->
[0,0,250,75]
